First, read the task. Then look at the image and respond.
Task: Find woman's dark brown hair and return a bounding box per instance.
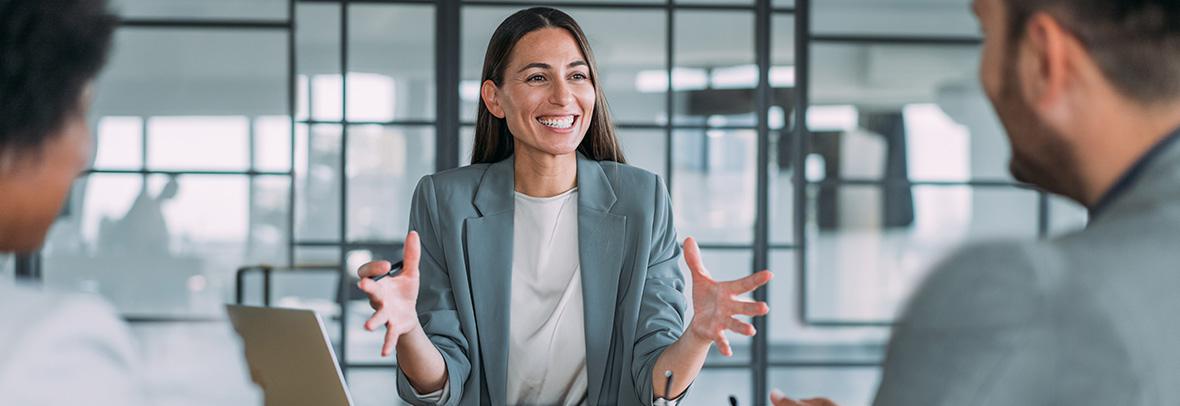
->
[472,7,626,164]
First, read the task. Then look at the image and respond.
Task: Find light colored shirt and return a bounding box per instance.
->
[507,187,589,406]
[0,281,261,406]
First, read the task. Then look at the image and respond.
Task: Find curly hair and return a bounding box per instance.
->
[0,0,117,156]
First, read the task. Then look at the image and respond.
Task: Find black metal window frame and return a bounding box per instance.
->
[10,1,1059,404]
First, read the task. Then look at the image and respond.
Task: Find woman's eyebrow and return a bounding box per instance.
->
[516,60,588,73]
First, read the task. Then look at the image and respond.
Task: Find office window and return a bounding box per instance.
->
[110,0,288,21]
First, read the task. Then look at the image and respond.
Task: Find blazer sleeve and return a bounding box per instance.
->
[396,175,472,406]
[631,174,690,404]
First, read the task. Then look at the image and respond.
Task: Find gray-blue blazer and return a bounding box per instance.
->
[394,152,688,406]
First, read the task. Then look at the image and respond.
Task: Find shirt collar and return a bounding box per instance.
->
[1089,126,1180,220]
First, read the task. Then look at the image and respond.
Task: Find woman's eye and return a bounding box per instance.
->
[527,75,545,82]
[571,73,588,80]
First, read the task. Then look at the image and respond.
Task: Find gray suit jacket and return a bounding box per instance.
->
[875,139,1180,405]
[395,153,688,406]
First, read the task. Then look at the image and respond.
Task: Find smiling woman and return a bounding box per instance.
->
[472,8,624,167]
[353,7,773,406]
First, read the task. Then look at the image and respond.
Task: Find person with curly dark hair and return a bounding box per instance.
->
[0,1,260,405]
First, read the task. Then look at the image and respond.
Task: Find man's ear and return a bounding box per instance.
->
[481,80,505,119]
[1021,12,1071,110]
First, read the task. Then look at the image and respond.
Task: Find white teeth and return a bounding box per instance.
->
[538,116,575,129]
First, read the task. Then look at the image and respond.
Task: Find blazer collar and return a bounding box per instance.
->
[472,152,618,215]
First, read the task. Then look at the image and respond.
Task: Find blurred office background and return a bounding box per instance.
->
[0,0,1093,405]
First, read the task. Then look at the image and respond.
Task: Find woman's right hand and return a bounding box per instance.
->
[356,230,423,357]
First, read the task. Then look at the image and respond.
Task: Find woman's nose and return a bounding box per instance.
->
[548,79,575,106]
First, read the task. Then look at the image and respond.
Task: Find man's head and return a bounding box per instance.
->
[974,0,1180,202]
[0,0,116,252]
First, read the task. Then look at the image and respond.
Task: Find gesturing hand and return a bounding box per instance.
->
[356,231,422,357]
[770,389,839,406]
[683,237,773,357]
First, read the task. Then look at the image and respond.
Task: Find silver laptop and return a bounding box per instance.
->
[226,305,355,406]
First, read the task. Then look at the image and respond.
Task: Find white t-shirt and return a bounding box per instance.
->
[506,187,588,406]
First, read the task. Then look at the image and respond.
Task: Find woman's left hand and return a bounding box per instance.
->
[683,236,773,356]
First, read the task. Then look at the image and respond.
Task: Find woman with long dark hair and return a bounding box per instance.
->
[356,7,772,405]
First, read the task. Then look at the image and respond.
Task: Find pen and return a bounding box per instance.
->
[663,370,674,402]
[369,260,405,282]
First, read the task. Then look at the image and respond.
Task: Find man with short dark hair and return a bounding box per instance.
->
[0,1,258,404]
[775,0,1180,405]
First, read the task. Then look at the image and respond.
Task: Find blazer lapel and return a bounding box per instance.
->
[464,156,515,405]
[575,154,627,405]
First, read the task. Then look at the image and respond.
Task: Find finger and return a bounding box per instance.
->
[726,317,757,336]
[403,231,421,278]
[682,237,712,278]
[769,389,799,406]
[364,312,388,331]
[802,398,838,406]
[356,278,383,303]
[357,260,393,279]
[724,270,773,294]
[716,335,733,357]
[730,300,770,316]
[381,321,398,357]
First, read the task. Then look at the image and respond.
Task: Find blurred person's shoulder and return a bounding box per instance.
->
[899,239,1054,330]
[0,280,147,405]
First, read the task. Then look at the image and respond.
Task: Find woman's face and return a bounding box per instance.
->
[482,27,596,159]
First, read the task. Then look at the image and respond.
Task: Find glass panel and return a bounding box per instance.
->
[682,249,754,362]
[295,246,341,268]
[809,43,1007,182]
[813,0,979,37]
[774,0,796,7]
[767,250,889,363]
[346,125,436,241]
[674,11,756,126]
[296,3,339,122]
[41,174,290,317]
[349,4,436,122]
[691,369,752,405]
[678,0,752,4]
[617,129,667,180]
[110,0,287,21]
[770,132,795,245]
[93,116,143,170]
[460,7,667,125]
[672,129,756,244]
[0,254,12,279]
[296,124,342,241]
[255,115,293,172]
[771,15,797,131]
[346,370,409,406]
[460,125,476,166]
[768,368,881,406]
[805,185,1040,322]
[1049,194,1088,237]
[465,0,662,3]
[93,29,287,118]
[147,116,250,171]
